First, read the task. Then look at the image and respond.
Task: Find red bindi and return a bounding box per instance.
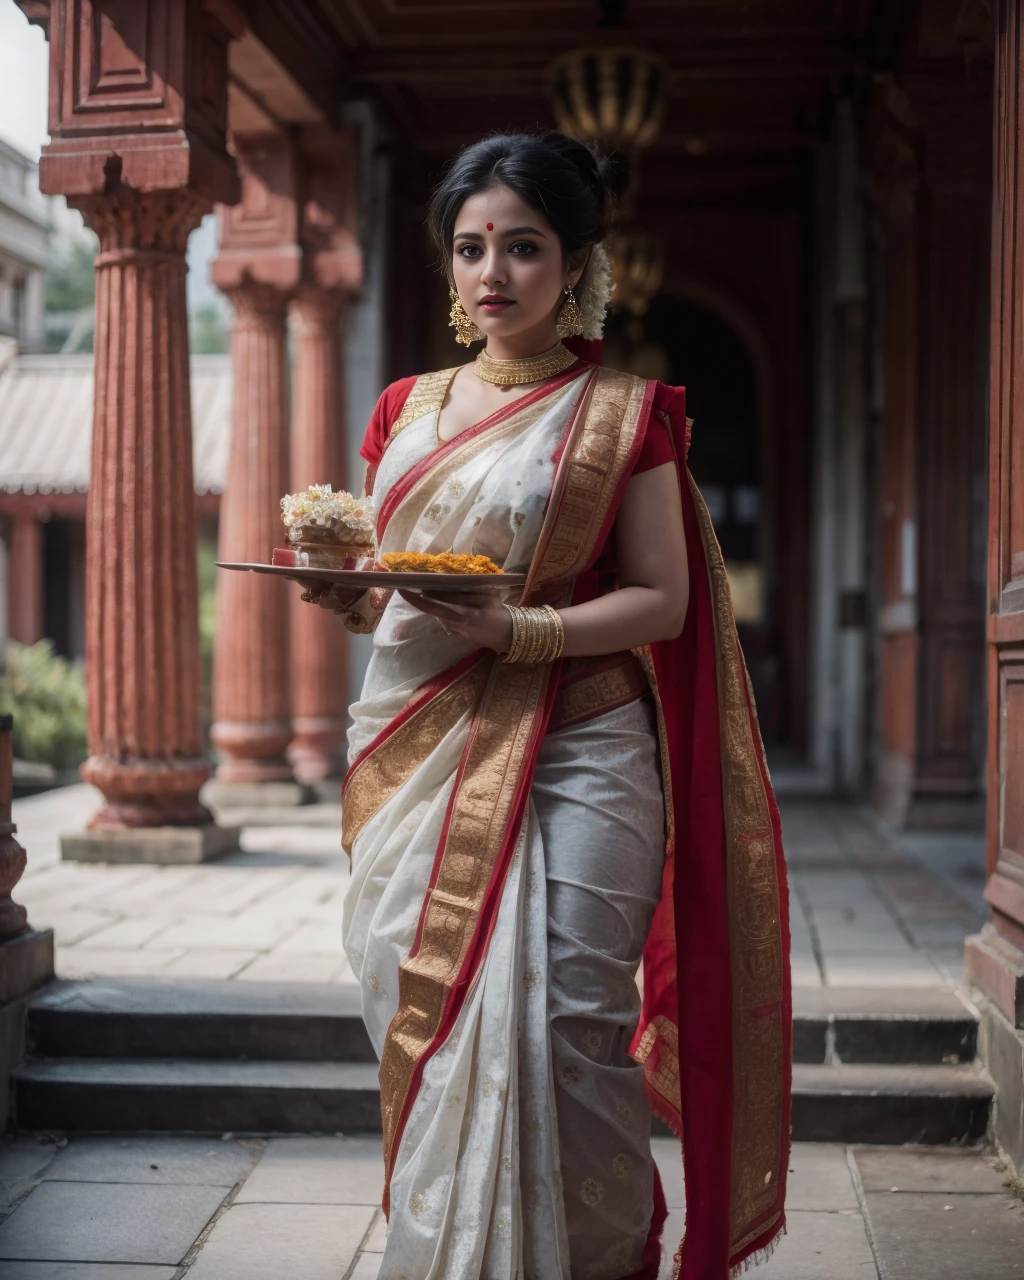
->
[486,222,493,230]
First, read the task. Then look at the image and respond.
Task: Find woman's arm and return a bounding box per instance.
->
[400,461,689,655]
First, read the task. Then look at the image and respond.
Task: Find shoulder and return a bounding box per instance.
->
[360,370,457,466]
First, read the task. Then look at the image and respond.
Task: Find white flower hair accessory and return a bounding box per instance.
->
[575,241,613,340]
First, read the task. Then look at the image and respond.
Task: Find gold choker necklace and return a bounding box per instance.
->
[474,342,577,387]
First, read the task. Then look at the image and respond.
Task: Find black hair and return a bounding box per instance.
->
[427,131,615,266]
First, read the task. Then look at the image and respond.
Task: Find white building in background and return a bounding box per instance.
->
[0,135,48,352]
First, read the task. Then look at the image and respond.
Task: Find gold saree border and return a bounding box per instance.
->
[388,367,460,440]
[548,651,648,732]
[379,656,553,1212]
[341,654,490,856]
[526,367,651,593]
[689,473,787,1257]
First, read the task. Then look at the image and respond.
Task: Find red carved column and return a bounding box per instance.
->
[210,134,301,790]
[75,190,214,826]
[288,287,348,782]
[210,282,294,783]
[34,0,244,854]
[286,127,363,784]
[8,512,43,646]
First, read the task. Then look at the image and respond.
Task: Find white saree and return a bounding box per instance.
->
[343,370,666,1280]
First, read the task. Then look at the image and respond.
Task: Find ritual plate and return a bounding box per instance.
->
[217,562,526,591]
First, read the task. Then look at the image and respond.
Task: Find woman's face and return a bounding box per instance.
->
[451,184,584,348]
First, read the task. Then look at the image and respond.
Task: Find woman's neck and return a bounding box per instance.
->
[482,322,561,362]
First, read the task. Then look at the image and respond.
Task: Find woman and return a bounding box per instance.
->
[318,132,791,1280]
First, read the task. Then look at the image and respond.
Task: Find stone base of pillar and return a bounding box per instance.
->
[966,926,1024,1177]
[61,825,240,866]
[0,928,54,1006]
[201,780,315,811]
[873,754,985,830]
[287,717,346,786]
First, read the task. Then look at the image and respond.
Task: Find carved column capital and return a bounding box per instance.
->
[72,188,211,258]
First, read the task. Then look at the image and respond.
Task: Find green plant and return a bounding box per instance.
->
[190,304,231,354]
[0,640,87,770]
[197,537,218,735]
[45,240,97,313]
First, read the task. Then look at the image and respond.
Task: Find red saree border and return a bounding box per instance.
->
[341,650,488,856]
[344,650,485,785]
[376,362,588,540]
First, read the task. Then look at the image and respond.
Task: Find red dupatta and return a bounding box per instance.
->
[629,387,792,1279]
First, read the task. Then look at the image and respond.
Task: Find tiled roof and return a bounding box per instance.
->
[0,353,232,495]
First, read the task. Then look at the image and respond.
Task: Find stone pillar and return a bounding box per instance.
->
[209,134,303,801]
[288,288,349,783]
[36,0,244,861]
[286,127,363,786]
[965,0,1024,1180]
[7,512,43,646]
[210,282,294,787]
[75,190,219,830]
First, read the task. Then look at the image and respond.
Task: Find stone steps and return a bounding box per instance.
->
[14,1057,381,1134]
[13,1056,993,1145]
[25,977,977,1064]
[12,977,993,1144]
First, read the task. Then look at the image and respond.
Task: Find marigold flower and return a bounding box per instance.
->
[379,552,503,575]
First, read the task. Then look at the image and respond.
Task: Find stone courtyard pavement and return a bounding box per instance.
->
[12,786,989,990]
[4,787,1016,1278]
[0,1134,1020,1278]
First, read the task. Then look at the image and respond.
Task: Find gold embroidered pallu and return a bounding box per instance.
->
[342,362,791,1280]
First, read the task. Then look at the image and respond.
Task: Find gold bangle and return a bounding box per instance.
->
[502,604,565,665]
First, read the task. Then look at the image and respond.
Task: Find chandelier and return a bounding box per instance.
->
[606,227,665,317]
[547,43,668,153]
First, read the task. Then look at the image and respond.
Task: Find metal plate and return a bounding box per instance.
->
[216,562,525,591]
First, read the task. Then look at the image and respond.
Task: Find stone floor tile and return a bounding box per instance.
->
[0,1182,227,1263]
[0,1137,60,1218]
[787,1144,859,1211]
[79,917,173,949]
[853,1146,1012,1195]
[275,921,348,955]
[55,947,181,978]
[184,1203,375,1280]
[234,953,347,983]
[41,1136,262,1188]
[758,1209,877,1278]
[48,910,116,946]
[822,953,946,988]
[812,930,916,956]
[235,1136,383,1206]
[791,956,824,987]
[348,1256,382,1280]
[145,915,298,951]
[863,1191,1024,1279]
[363,1212,387,1252]
[159,950,258,980]
[0,1265,177,1279]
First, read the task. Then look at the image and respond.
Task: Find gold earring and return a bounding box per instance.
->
[449,287,483,346]
[557,284,584,338]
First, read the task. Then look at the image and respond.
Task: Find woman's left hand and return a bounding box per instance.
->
[397,589,513,653]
